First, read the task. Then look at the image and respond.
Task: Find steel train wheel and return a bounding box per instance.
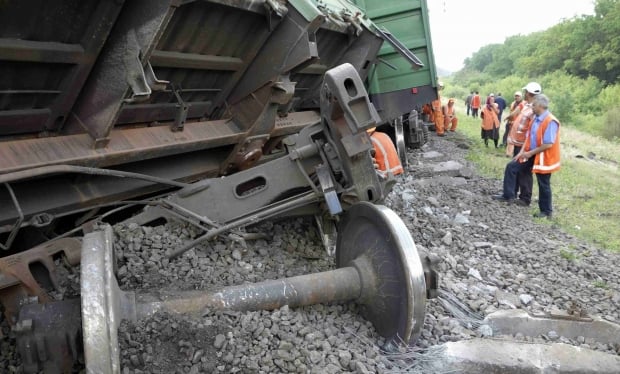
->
[395,116,409,169]
[336,202,427,345]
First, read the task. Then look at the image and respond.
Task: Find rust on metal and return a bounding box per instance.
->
[0,111,319,174]
[135,267,362,318]
[0,238,82,324]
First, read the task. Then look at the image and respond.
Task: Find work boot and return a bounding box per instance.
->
[491,194,514,202]
[533,211,552,219]
[513,199,530,207]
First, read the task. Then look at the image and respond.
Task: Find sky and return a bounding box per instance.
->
[426,0,596,72]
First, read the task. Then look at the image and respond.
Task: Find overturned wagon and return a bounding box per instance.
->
[0,0,439,372]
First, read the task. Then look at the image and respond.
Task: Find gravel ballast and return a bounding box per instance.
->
[1,132,619,373]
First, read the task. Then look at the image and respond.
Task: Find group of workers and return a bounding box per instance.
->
[367,80,561,221]
[421,81,561,219]
[492,82,561,219]
[422,82,459,137]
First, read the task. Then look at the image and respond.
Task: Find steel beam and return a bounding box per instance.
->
[0,109,51,135]
[150,50,244,71]
[0,111,317,174]
[115,101,211,125]
[43,0,126,132]
[216,6,322,172]
[0,38,85,64]
[63,0,179,146]
[225,7,321,105]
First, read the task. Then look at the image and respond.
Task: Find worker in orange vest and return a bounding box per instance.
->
[470,91,481,118]
[504,82,541,206]
[431,81,445,136]
[493,94,560,219]
[443,98,458,132]
[431,97,445,136]
[367,127,404,177]
[480,95,500,147]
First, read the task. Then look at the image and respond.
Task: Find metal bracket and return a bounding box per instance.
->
[125,54,169,104]
[316,164,341,215]
[314,213,337,257]
[171,85,188,132]
[0,183,23,251]
[320,63,379,155]
[375,27,424,68]
[264,0,288,31]
[341,11,363,37]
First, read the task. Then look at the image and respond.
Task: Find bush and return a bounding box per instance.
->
[602,106,620,141]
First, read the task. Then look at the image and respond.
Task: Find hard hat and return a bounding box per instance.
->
[514,91,522,96]
[489,93,494,97]
[522,82,542,94]
[438,81,444,87]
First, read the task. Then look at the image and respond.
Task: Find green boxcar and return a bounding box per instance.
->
[352,0,439,123]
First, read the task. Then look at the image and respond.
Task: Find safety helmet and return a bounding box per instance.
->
[514,91,522,97]
[522,82,542,94]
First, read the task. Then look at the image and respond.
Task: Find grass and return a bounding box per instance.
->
[593,280,609,289]
[451,102,620,252]
[560,249,578,261]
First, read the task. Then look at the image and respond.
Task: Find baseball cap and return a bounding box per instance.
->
[522,82,542,94]
[514,91,522,96]
[489,93,494,97]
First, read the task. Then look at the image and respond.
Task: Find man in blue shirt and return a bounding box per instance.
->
[494,92,507,123]
[492,94,561,218]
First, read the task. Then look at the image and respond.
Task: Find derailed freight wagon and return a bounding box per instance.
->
[353,0,440,153]
[0,0,439,372]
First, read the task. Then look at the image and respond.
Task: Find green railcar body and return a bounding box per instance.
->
[351,0,440,123]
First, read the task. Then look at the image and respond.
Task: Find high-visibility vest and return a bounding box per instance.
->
[445,105,456,119]
[422,103,433,122]
[431,99,444,124]
[471,95,481,109]
[509,100,523,114]
[524,114,561,174]
[370,132,404,176]
[508,103,533,146]
[480,105,499,130]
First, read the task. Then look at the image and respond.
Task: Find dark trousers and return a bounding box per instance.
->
[502,122,512,146]
[536,173,552,214]
[466,105,471,116]
[472,108,479,118]
[502,155,533,204]
[512,146,533,203]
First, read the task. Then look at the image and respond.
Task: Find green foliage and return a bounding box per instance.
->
[448,0,620,142]
[560,249,578,261]
[539,71,604,119]
[462,0,620,85]
[598,84,620,109]
[602,106,620,140]
[593,280,609,289]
